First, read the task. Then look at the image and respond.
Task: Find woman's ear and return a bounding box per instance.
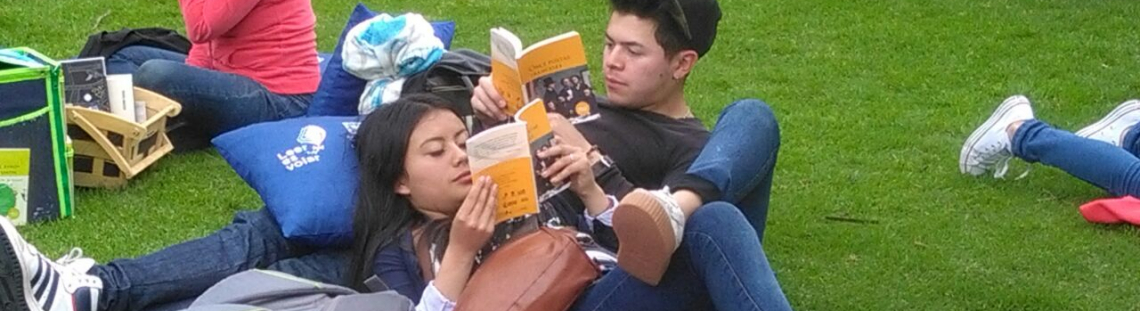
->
[395,175,411,195]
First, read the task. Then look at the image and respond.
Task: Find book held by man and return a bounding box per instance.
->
[490,28,600,124]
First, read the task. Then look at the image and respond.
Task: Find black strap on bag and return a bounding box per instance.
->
[401,49,491,132]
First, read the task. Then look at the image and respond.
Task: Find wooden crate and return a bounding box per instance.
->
[66,87,181,188]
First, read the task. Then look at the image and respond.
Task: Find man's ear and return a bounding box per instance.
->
[671,50,699,80]
[395,175,411,195]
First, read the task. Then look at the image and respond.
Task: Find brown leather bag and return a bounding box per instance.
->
[454,227,599,311]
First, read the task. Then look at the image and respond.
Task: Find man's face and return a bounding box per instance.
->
[602,12,679,109]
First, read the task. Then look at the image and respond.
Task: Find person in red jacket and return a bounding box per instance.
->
[106,0,320,151]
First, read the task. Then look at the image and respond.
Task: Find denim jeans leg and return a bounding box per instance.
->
[685,203,791,311]
[92,209,310,311]
[1121,122,1140,159]
[132,60,312,150]
[572,202,791,311]
[105,46,187,75]
[685,99,780,241]
[571,257,712,311]
[1012,120,1140,196]
[135,251,351,311]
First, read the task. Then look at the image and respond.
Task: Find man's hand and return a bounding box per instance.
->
[471,75,510,125]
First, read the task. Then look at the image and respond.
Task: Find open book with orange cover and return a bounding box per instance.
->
[466,99,568,224]
[490,28,600,124]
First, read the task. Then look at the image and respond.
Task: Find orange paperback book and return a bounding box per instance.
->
[490,29,600,124]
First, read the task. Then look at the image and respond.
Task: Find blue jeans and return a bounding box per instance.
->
[686,99,780,241]
[572,202,792,311]
[91,209,348,311]
[106,46,312,151]
[105,46,187,76]
[1012,120,1140,196]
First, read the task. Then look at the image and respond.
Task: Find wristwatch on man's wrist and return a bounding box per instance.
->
[590,146,616,178]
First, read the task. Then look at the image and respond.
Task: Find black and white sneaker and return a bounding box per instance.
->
[0,218,101,311]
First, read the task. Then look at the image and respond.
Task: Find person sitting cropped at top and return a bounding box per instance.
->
[105,0,320,151]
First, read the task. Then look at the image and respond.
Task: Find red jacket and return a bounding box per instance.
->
[178,0,320,94]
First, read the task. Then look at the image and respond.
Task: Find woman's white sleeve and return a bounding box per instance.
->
[414,281,456,311]
[583,195,618,231]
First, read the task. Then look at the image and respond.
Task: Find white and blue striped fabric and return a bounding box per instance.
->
[341,13,445,115]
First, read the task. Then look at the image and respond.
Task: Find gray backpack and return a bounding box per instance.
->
[180,270,413,311]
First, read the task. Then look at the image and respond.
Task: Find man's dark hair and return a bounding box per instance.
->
[609,0,722,57]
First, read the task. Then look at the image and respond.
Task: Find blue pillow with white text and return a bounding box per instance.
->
[213,116,362,247]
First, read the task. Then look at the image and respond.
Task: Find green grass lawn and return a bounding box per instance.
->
[4,0,1140,309]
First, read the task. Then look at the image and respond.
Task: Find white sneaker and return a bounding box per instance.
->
[612,187,685,285]
[56,248,96,275]
[0,218,101,311]
[1075,100,1140,147]
[960,95,1035,178]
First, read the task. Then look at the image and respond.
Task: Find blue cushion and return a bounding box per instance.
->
[434,21,456,50]
[213,116,362,247]
[307,3,456,117]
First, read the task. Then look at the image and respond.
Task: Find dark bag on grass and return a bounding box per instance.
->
[400,49,490,129]
[78,27,192,58]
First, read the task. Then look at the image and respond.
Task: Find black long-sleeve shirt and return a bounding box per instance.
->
[581,100,721,202]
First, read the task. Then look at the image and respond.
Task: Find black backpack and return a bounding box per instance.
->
[78,27,192,58]
[401,49,491,131]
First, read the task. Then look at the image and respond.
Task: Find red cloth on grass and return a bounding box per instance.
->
[1079,196,1140,225]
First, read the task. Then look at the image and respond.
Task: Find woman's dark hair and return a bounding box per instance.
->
[345,93,461,291]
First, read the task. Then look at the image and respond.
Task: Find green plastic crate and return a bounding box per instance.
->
[0,47,75,225]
